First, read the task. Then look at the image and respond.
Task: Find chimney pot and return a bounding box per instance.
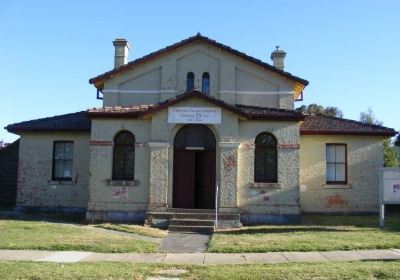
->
[270,46,286,70]
[113,38,130,68]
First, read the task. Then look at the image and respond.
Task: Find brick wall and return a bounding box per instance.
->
[237,121,301,217]
[16,133,90,209]
[300,135,384,213]
[0,140,19,205]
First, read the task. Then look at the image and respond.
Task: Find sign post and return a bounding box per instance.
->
[379,167,400,228]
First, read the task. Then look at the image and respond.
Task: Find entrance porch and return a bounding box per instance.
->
[146,124,241,230]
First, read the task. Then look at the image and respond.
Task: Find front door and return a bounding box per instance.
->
[173,125,216,209]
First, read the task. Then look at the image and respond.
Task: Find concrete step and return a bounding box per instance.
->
[147,211,240,221]
[168,225,214,233]
[169,218,215,227]
[167,208,215,213]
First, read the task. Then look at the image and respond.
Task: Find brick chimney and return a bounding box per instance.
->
[113,39,130,68]
[270,46,286,70]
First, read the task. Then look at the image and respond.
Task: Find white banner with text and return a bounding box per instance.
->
[168,107,221,124]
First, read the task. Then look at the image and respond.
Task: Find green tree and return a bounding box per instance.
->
[359,107,383,126]
[295,104,343,117]
[325,106,344,118]
[359,108,398,167]
[383,139,399,167]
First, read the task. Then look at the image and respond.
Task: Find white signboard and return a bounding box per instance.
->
[379,168,400,228]
[168,107,221,124]
[381,170,400,203]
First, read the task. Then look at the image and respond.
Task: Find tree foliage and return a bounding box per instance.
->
[383,139,399,167]
[359,108,398,167]
[295,104,343,117]
[359,107,383,126]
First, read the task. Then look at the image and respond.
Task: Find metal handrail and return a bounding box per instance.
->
[215,183,219,231]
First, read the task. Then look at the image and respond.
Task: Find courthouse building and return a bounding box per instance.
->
[6,34,396,228]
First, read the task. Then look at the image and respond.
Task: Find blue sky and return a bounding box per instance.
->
[1,0,399,142]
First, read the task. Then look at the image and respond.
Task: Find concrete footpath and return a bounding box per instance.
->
[0,249,399,264]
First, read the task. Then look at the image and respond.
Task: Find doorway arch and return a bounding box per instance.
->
[173,124,216,209]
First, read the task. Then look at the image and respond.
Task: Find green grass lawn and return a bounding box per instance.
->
[0,219,158,253]
[0,261,399,279]
[96,223,168,238]
[208,214,400,253]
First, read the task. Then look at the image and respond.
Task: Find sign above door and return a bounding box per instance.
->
[168,107,221,124]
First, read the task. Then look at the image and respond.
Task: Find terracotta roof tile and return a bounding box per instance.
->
[6,97,396,137]
[89,34,309,87]
[5,112,91,133]
[87,90,305,121]
[235,104,304,120]
[300,114,396,136]
[88,104,154,115]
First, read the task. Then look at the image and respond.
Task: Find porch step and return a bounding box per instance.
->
[167,208,215,213]
[147,211,240,221]
[168,225,215,233]
[169,218,215,227]
[146,208,241,230]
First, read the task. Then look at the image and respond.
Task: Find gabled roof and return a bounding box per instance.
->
[89,33,309,88]
[87,90,305,121]
[5,96,396,137]
[301,114,397,136]
[5,112,91,133]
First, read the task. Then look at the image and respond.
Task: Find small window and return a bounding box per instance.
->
[187,72,194,91]
[112,131,135,180]
[326,144,347,184]
[254,133,277,183]
[52,141,73,181]
[202,72,210,94]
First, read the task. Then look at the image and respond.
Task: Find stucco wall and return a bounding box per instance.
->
[16,132,90,209]
[103,42,297,109]
[300,135,384,213]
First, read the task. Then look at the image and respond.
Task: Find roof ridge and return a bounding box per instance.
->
[6,111,86,127]
[89,34,309,87]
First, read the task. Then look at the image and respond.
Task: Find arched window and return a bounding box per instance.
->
[254,133,277,183]
[202,72,210,94]
[187,72,194,91]
[112,131,135,180]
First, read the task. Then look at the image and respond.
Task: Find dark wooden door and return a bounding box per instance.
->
[195,151,215,209]
[173,124,216,209]
[173,150,195,208]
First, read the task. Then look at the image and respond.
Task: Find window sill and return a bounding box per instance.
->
[105,179,139,187]
[249,182,281,189]
[48,180,75,185]
[324,184,351,189]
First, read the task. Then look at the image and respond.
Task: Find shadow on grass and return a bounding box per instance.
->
[0,211,86,225]
[301,214,400,232]
[216,226,358,235]
[215,213,400,235]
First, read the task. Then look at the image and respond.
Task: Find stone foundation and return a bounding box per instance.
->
[85,210,146,223]
[241,214,301,225]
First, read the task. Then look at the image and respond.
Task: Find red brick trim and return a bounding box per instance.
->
[90,140,113,146]
[277,144,300,149]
